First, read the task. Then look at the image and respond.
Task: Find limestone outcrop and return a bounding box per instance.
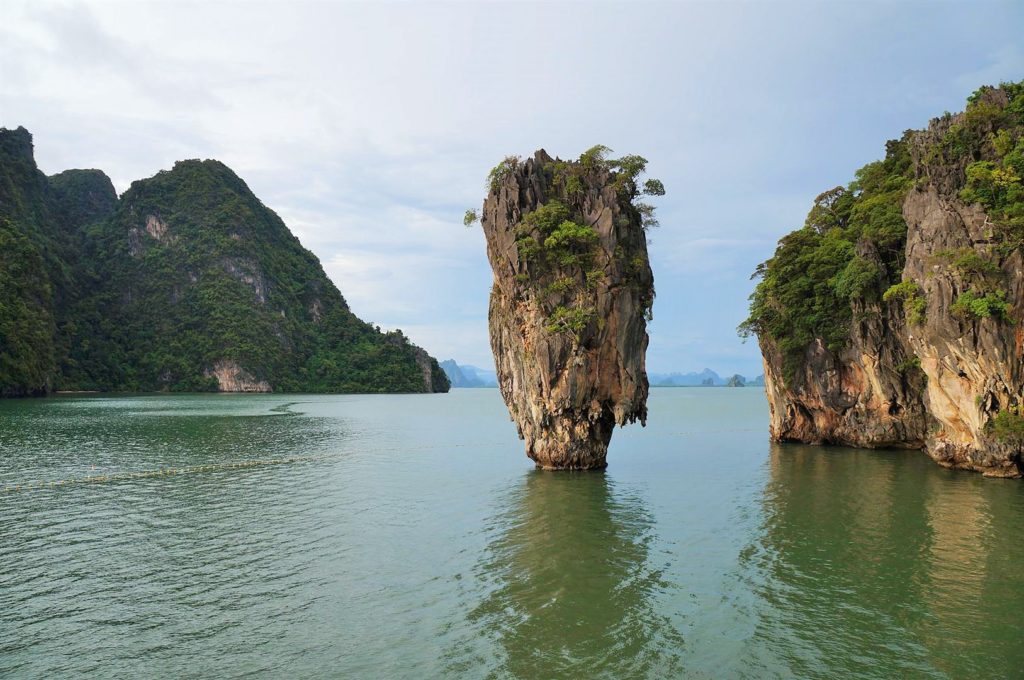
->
[748,83,1024,477]
[477,148,658,469]
[900,107,1024,475]
[205,360,272,392]
[760,286,929,451]
[0,126,450,396]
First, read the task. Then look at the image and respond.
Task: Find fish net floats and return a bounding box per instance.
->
[0,455,328,494]
[1,428,761,493]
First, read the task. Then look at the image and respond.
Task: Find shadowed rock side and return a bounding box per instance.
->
[760,295,929,451]
[480,149,655,469]
[748,83,1024,477]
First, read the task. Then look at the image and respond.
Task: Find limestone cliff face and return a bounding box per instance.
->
[480,150,654,469]
[405,340,451,393]
[205,360,272,392]
[898,101,1024,476]
[760,295,928,450]
[756,85,1024,477]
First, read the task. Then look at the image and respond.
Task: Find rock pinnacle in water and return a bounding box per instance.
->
[474,147,660,469]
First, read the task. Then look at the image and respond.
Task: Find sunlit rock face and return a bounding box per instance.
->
[480,150,654,470]
[759,292,929,452]
[900,107,1024,477]
[757,86,1024,478]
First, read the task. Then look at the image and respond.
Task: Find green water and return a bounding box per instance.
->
[1,389,1021,678]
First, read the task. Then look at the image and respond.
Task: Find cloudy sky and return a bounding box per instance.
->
[2,1,1022,376]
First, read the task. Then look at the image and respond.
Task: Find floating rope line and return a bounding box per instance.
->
[0,429,763,494]
[0,441,508,494]
[0,454,331,494]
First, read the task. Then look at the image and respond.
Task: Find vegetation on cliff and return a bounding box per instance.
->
[470,145,661,342]
[944,83,1024,241]
[0,127,448,396]
[479,147,657,469]
[0,216,55,396]
[0,127,74,396]
[741,81,1024,384]
[743,81,1024,476]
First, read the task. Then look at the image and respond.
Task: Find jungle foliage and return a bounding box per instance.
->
[739,135,913,382]
[741,82,1024,385]
[510,146,661,341]
[0,127,448,396]
[990,406,1024,444]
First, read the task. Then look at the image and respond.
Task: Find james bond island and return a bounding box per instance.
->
[742,82,1024,478]
[469,147,661,470]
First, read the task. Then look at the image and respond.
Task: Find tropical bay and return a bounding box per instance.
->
[4,1,1024,678]
[2,389,1022,678]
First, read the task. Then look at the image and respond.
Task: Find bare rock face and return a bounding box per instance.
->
[479,149,655,469]
[205,360,272,392]
[760,293,928,450]
[755,84,1024,477]
[899,116,1024,475]
[410,343,450,394]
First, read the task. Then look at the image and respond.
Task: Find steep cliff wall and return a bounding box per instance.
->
[478,148,658,469]
[746,82,1024,477]
[899,90,1024,476]
[0,128,119,396]
[760,293,928,450]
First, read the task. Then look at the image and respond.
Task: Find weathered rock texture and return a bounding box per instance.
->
[761,280,929,451]
[757,85,1024,477]
[481,150,654,469]
[900,101,1024,477]
[205,360,272,392]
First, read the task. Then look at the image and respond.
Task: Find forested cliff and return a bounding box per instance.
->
[742,82,1024,477]
[0,127,449,396]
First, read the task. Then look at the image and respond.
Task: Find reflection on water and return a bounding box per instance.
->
[743,444,1024,678]
[450,471,684,678]
[2,391,1023,678]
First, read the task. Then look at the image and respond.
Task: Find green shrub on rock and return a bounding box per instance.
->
[950,289,1012,320]
[990,406,1024,443]
[883,281,927,325]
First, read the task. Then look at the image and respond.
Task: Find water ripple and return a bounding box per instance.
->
[1,391,1023,678]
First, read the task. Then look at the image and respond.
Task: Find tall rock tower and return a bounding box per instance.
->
[475,147,661,469]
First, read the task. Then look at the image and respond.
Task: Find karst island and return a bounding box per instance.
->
[467,147,662,469]
[742,82,1024,478]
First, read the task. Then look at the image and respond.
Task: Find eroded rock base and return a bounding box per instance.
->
[525,413,614,470]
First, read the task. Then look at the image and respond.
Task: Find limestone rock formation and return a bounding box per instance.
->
[0,126,449,396]
[205,360,272,392]
[747,83,1024,477]
[759,282,929,451]
[478,148,658,469]
[900,101,1024,476]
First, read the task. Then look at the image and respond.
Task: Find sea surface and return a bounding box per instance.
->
[1,389,1022,679]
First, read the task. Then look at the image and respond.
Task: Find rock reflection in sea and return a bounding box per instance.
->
[446,471,685,678]
[737,443,1024,678]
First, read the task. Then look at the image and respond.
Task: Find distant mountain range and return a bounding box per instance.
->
[442,360,763,389]
[440,360,498,388]
[648,369,764,387]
